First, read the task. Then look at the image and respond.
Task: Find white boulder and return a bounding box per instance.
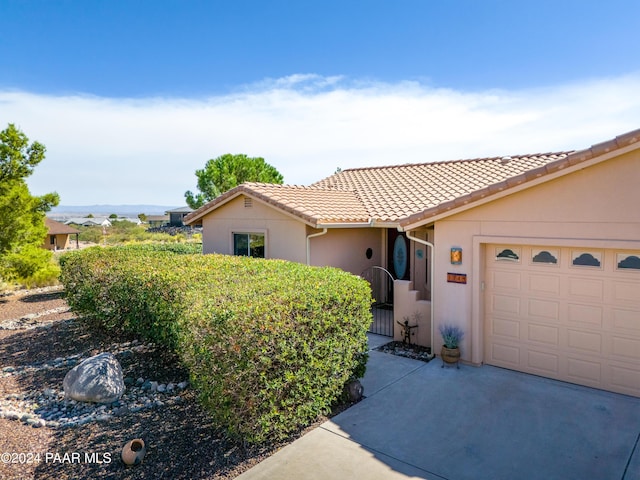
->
[63,353,124,404]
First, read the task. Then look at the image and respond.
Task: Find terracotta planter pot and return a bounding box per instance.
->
[121,438,146,466]
[441,346,461,368]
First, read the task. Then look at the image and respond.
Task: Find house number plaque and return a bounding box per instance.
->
[447,273,467,284]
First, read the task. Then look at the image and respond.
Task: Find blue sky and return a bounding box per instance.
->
[1,1,639,206]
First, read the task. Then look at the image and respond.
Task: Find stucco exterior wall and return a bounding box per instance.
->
[199,196,385,274]
[200,195,308,263]
[431,150,640,364]
[43,234,71,251]
[394,280,431,348]
[309,228,383,276]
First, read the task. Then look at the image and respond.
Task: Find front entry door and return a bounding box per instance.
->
[387,229,410,280]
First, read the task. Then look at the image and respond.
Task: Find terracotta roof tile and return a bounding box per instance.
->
[311,152,574,223]
[184,127,640,227]
[185,183,371,226]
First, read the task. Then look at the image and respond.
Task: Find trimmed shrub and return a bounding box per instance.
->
[59,245,372,443]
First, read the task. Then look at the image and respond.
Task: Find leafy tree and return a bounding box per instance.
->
[109,213,118,219]
[0,124,59,285]
[185,154,284,209]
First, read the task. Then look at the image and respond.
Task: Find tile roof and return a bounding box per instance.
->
[184,127,640,228]
[311,152,572,223]
[45,218,80,235]
[185,183,372,226]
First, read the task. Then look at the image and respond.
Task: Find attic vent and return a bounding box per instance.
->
[244,198,253,208]
[500,156,512,164]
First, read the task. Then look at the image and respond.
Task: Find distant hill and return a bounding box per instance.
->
[49,205,180,218]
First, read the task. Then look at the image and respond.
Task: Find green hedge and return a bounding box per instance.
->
[59,245,372,443]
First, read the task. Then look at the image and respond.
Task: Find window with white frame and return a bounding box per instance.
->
[233,233,265,258]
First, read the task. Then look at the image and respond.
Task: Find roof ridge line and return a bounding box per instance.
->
[337,151,575,173]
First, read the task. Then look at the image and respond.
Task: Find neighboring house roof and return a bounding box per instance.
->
[65,217,112,227]
[166,206,193,214]
[114,217,143,225]
[184,128,640,229]
[45,218,80,235]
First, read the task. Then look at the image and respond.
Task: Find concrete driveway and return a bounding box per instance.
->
[238,334,640,480]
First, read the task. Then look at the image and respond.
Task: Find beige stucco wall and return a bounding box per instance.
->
[199,195,386,276]
[406,228,433,301]
[309,228,383,275]
[394,280,431,347]
[430,150,640,364]
[43,234,72,251]
[200,195,308,263]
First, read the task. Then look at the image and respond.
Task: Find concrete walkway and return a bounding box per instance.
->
[238,334,640,480]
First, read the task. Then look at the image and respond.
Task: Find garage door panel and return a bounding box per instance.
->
[567,357,602,383]
[490,317,520,339]
[528,298,560,321]
[485,244,640,398]
[527,323,560,346]
[491,270,521,290]
[568,303,603,327]
[612,281,640,304]
[488,343,520,366]
[612,308,640,331]
[529,275,560,296]
[568,277,604,300]
[567,329,602,354]
[490,294,520,315]
[529,274,561,296]
[526,349,559,374]
[610,336,640,360]
[609,364,640,396]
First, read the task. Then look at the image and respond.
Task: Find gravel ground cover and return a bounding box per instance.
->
[0,286,337,479]
[376,340,434,362]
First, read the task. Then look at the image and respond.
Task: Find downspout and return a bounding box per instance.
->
[403,228,436,360]
[306,228,328,265]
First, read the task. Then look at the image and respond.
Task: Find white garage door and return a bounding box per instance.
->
[484,245,640,397]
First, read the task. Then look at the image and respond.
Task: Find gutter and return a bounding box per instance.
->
[401,227,436,361]
[306,228,328,265]
[306,218,374,265]
[315,218,375,229]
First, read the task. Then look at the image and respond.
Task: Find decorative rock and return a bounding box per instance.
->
[345,379,364,402]
[157,383,166,393]
[177,381,188,390]
[63,353,125,404]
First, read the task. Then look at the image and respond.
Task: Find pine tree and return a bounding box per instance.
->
[0,124,60,285]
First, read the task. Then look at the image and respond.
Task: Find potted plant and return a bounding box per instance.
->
[439,323,464,368]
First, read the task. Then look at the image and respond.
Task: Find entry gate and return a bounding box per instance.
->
[361,266,394,337]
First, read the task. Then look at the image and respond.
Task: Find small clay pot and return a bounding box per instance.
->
[121,438,146,466]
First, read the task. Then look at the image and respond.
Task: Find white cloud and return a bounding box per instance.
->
[1,72,639,205]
